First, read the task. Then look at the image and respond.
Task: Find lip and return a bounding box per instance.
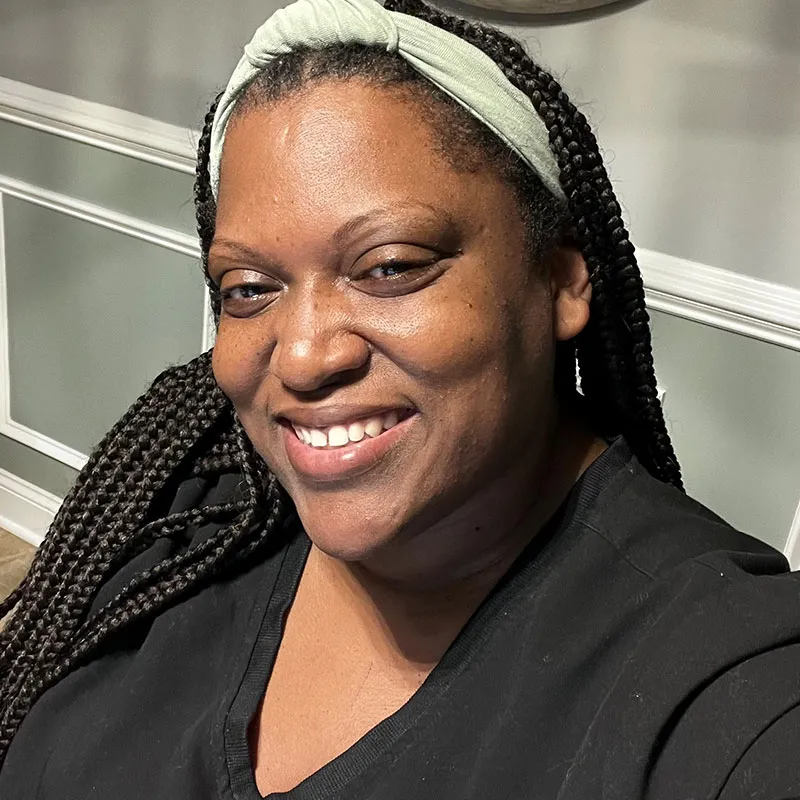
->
[281,412,418,483]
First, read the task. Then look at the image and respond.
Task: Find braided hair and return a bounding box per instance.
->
[0,0,681,769]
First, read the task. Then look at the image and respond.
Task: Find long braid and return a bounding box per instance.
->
[0,359,220,668]
[385,0,681,488]
[196,92,224,320]
[0,378,169,631]
[0,89,296,762]
[0,354,287,763]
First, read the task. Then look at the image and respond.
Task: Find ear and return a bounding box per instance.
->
[549,246,591,342]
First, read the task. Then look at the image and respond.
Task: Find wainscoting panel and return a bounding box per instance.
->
[650,310,800,552]
[1,194,204,465]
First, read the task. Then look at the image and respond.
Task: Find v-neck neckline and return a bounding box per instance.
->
[224,524,558,800]
[223,439,630,800]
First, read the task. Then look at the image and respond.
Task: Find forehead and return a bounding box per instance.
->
[214,80,507,237]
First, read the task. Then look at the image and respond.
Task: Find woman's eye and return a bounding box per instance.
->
[219,283,279,317]
[352,248,447,297]
[223,285,266,300]
[366,261,432,280]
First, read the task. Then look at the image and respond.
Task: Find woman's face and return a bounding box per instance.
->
[210,80,589,563]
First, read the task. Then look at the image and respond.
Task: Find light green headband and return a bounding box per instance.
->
[209,0,566,204]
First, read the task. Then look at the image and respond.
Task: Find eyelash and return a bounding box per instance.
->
[218,283,279,318]
[364,260,435,280]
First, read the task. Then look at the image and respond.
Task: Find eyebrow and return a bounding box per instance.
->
[207,240,278,269]
[208,201,457,270]
[329,201,456,248]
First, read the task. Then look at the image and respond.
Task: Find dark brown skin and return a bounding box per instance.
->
[209,80,604,794]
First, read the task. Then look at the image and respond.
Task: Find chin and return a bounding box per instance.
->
[303,521,400,563]
[291,498,410,563]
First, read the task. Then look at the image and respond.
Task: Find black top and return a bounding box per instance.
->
[4,439,800,799]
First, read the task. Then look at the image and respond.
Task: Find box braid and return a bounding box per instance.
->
[0,0,681,770]
[0,353,289,765]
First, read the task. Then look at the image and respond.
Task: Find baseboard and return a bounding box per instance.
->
[0,468,61,548]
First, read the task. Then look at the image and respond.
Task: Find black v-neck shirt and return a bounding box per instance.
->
[4,439,800,799]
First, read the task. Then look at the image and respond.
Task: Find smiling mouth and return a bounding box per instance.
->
[280,408,417,482]
[285,408,415,450]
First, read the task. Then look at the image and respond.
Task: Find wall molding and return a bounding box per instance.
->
[0,467,61,548]
[0,81,205,540]
[0,175,199,259]
[639,249,800,353]
[0,77,196,175]
[0,177,206,471]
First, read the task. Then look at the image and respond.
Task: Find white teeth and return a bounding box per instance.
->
[293,410,407,448]
[309,429,328,448]
[364,418,383,438]
[383,410,399,430]
[293,425,313,445]
[348,421,365,442]
[327,425,349,447]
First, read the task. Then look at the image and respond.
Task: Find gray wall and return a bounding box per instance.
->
[649,311,800,551]
[0,125,202,497]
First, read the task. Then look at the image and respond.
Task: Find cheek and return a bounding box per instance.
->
[211,321,269,412]
[373,277,550,397]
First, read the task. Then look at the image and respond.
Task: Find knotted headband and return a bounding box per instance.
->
[209,0,566,203]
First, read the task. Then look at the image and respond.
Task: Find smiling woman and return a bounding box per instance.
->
[208,70,593,565]
[2,1,800,799]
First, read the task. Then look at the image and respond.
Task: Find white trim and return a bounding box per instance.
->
[0,176,203,470]
[0,77,197,175]
[640,249,800,353]
[0,419,88,472]
[0,192,11,464]
[784,497,800,571]
[0,176,200,259]
[0,467,61,548]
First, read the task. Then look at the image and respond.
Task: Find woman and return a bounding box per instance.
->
[2,0,799,797]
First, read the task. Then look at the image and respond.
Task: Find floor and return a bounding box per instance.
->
[0,529,35,602]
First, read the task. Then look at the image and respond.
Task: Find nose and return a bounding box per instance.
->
[270,281,370,393]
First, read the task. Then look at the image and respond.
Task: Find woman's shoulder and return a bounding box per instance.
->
[574,438,786,584]
[558,439,800,798]
[559,543,800,798]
